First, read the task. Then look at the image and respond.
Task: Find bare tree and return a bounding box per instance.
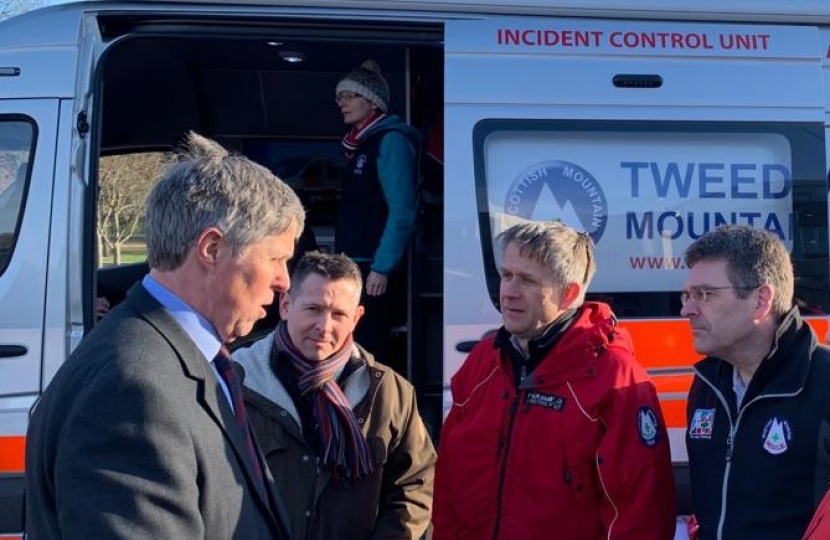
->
[0,0,47,21]
[97,153,167,266]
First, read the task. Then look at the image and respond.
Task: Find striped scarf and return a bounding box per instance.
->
[341,112,386,160]
[272,322,376,487]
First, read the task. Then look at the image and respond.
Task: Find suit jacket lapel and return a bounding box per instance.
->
[125,284,288,535]
[203,363,285,529]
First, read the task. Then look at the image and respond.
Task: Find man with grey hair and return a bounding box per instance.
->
[681,225,830,540]
[25,132,303,540]
[433,220,675,540]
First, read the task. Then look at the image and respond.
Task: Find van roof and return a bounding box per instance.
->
[5,0,830,30]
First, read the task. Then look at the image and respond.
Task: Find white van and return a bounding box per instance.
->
[2,0,830,536]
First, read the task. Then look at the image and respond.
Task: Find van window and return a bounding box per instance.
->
[0,119,34,275]
[473,119,828,318]
[95,151,166,316]
[97,152,167,267]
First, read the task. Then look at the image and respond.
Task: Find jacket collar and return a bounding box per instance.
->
[237,333,377,428]
[492,302,624,385]
[494,308,577,356]
[695,307,816,399]
[127,283,210,381]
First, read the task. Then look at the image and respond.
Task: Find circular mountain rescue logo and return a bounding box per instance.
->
[503,160,608,244]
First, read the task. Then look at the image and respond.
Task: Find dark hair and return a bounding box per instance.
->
[288,251,363,298]
[684,225,793,315]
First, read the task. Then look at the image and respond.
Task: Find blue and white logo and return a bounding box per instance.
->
[503,160,608,244]
[638,406,660,448]
[762,416,792,456]
[356,154,368,170]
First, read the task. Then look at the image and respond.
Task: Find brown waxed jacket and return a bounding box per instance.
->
[234,335,436,540]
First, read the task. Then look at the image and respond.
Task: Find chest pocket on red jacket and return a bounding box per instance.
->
[515,385,603,509]
[487,390,598,540]
[563,409,603,508]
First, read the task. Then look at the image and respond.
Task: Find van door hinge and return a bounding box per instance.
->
[76,110,90,138]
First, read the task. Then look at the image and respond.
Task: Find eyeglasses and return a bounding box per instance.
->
[679,286,758,304]
[335,92,361,104]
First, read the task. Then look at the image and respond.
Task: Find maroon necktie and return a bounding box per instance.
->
[213,345,269,508]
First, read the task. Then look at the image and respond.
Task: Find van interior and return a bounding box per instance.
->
[92,14,446,433]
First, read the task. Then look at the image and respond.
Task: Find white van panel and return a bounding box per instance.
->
[0,99,59,396]
[41,100,81,389]
[442,15,827,419]
[445,19,823,114]
[823,29,830,126]
[0,5,84,48]
[447,55,822,115]
[446,18,820,58]
[822,29,830,301]
[0,6,82,100]
[443,15,825,318]
[100,0,830,23]
[0,49,78,100]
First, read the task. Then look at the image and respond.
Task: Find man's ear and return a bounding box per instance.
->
[279,291,291,319]
[754,284,775,321]
[560,282,582,310]
[353,305,366,328]
[196,227,224,269]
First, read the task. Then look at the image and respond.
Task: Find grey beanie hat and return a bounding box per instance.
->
[335,60,390,113]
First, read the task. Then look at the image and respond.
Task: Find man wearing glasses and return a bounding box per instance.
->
[681,225,830,540]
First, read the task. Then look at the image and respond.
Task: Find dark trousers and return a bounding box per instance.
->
[354,263,406,363]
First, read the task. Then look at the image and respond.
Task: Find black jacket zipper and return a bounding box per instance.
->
[492,392,521,540]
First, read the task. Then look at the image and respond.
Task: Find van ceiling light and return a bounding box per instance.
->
[279,50,307,63]
[266,41,283,47]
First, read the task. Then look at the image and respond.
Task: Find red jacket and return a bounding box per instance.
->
[433,303,676,540]
[803,490,830,539]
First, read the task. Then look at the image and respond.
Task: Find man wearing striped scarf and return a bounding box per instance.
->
[233,251,435,540]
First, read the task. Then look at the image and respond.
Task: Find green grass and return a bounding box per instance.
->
[100,251,146,267]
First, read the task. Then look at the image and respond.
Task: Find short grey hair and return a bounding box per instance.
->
[684,225,793,316]
[497,220,596,305]
[145,132,305,270]
[288,251,363,299]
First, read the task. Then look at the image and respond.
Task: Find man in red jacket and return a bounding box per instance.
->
[432,220,676,540]
[804,490,830,539]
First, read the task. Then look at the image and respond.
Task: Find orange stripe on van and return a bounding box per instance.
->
[656,394,687,429]
[0,436,25,473]
[621,317,830,371]
[651,373,694,394]
[618,319,701,370]
[617,320,697,429]
[619,317,830,430]
[805,317,829,344]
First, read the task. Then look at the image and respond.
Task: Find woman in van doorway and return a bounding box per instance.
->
[334,60,420,363]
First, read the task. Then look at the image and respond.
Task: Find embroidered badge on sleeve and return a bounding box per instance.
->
[638,407,660,447]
